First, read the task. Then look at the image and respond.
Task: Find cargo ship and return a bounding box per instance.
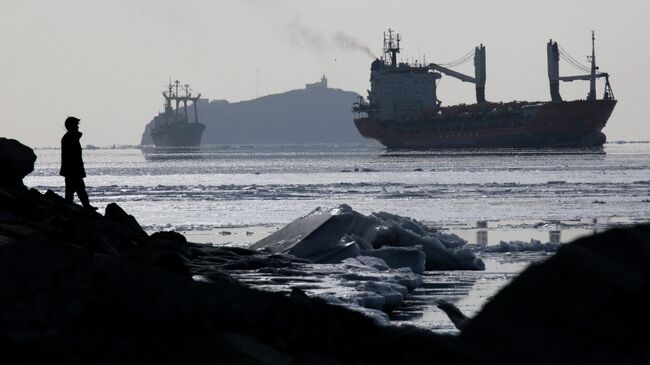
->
[353,30,616,149]
[149,80,205,147]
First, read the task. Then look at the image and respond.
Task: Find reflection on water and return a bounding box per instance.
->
[445,217,633,245]
[390,254,547,332]
[139,144,608,162]
[476,230,488,245]
[549,230,561,244]
[380,147,606,158]
[475,228,562,245]
[140,146,204,161]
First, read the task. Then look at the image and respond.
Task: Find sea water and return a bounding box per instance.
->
[24,142,650,331]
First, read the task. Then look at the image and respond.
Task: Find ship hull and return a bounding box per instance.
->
[354,100,616,150]
[150,122,205,147]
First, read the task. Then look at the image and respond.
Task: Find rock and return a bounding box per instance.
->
[146,231,193,258]
[290,287,309,299]
[437,300,469,330]
[0,138,36,187]
[0,222,38,239]
[149,230,187,244]
[0,233,459,364]
[459,224,650,364]
[123,245,189,275]
[165,332,294,365]
[104,203,148,239]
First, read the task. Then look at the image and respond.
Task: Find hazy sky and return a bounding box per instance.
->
[2,0,648,147]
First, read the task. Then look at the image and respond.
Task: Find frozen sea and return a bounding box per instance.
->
[24,142,650,332]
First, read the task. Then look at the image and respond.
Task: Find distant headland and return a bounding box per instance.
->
[141,76,365,146]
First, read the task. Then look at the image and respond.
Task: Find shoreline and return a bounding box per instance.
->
[172,217,627,247]
[3,138,650,363]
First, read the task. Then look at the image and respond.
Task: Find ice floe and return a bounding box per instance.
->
[473,239,560,253]
[251,204,484,271]
[237,205,485,316]
[232,255,422,318]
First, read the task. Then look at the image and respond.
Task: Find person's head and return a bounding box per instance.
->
[65,116,80,131]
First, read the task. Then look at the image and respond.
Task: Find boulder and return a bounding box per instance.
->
[0,233,458,364]
[459,224,650,364]
[0,138,36,187]
[105,203,148,239]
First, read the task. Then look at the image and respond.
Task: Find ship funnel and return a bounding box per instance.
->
[547,40,562,101]
[474,44,486,103]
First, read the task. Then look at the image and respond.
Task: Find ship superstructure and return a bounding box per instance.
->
[150,80,205,147]
[353,30,616,149]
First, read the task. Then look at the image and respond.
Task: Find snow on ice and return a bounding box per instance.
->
[240,205,484,315]
[251,204,485,271]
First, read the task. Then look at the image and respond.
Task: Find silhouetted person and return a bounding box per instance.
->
[60,116,97,210]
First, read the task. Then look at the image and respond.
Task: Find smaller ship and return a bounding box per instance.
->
[150,80,205,147]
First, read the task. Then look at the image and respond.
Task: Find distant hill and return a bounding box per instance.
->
[140,78,365,145]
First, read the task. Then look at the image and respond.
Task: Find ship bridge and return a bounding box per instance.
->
[368,29,487,122]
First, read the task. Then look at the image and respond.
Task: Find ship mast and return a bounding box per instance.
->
[183,84,190,120]
[588,31,597,101]
[174,80,181,122]
[383,29,401,68]
[162,79,202,123]
[163,81,174,112]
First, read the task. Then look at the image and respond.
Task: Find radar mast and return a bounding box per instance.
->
[383,29,401,68]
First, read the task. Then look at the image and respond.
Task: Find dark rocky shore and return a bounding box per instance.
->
[1,137,649,364]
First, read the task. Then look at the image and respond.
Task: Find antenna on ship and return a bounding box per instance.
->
[383,29,400,68]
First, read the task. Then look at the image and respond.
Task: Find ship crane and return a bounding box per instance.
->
[428,44,487,103]
[547,31,615,102]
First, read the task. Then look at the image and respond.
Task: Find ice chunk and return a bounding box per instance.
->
[355,293,386,311]
[351,256,390,271]
[250,207,355,263]
[435,232,467,249]
[252,204,484,270]
[306,240,360,264]
[191,274,213,283]
[320,297,390,324]
[372,228,483,271]
[358,281,405,311]
[348,233,373,250]
[476,239,560,253]
[363,246,426,274]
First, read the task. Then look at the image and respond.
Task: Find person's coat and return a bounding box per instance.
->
[60,131,86,178]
